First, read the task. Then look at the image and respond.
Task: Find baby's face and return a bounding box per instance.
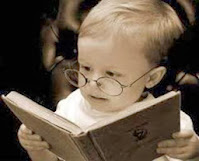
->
[78,37,151,113]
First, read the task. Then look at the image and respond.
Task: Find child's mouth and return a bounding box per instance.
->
[89,95,108,101]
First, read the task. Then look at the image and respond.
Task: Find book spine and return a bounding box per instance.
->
[73,134,104,161]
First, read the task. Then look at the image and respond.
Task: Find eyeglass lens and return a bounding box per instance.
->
[64,69,123,95]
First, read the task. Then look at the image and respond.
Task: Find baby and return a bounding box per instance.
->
[18,0,199,161]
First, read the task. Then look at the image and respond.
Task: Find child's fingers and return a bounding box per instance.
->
[20,124,33,134]
[20,138,50,149]
[18,126,42,141]
[18,130,42,141]
[158,139,176,147]
[157,146,186,155]
[167,153,190,160]
[158,139,187,148]
[172,130,194,139]
[23,145,48,151]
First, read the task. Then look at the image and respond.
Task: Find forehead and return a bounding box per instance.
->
[78,37,150,70]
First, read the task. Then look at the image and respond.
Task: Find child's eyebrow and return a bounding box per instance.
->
[78,59,90,65]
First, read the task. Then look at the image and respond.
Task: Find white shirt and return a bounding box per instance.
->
[55,89,196,161]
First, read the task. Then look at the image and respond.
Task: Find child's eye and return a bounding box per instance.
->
[80,65,91,72]
[106,71,116,77]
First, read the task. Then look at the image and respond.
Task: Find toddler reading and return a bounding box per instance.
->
[18,0,199,161]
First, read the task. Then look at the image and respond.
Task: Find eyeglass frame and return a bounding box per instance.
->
[63,65,158,96]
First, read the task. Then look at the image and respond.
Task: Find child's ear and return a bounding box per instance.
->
[145,66,166,89]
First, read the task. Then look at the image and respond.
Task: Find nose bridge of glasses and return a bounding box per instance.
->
[86,78,102,87]
[80,72,123,96]
[85,71,101,81]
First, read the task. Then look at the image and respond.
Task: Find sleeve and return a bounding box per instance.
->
[55,89,77,117]
[55,98,69,117]
[179,111,194,131]
[55,89,80,118]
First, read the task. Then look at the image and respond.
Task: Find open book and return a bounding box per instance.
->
[1,91,180,161]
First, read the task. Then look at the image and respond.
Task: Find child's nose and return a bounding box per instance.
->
[89,72,101,81]
[85,80,99,94]
[88,80,98,87]
[87,73,101,88]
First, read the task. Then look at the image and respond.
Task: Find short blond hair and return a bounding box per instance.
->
[79,0,184,64]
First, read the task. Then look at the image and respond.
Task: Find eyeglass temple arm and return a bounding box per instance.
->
[128,66,157,87]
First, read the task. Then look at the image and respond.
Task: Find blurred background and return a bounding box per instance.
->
[0,0,57,160]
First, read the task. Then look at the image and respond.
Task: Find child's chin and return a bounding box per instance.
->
[89,102,109,112]
[90,102,124,113]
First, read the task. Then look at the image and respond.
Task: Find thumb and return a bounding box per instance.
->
[172,130,194,139]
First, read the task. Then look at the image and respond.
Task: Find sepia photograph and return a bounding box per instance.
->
[0,0,199,160]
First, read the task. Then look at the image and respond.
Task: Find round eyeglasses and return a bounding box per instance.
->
[63,67,156,96]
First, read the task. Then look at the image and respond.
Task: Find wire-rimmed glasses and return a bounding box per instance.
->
[63,67,156,96]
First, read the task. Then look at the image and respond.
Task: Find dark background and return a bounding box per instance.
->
[0,0,56,160]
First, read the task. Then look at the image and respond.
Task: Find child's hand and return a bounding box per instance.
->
[157,130,199,160]
[18,124,50,151]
